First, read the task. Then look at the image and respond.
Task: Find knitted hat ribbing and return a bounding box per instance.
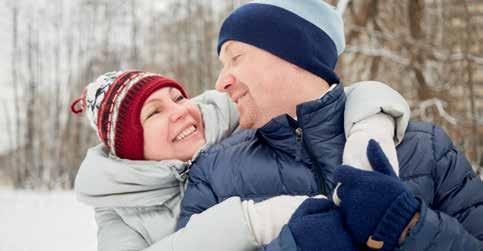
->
[217,0,345,85]
[71,70,189,160]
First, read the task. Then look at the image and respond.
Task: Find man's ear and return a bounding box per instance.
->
[296,67,330,90]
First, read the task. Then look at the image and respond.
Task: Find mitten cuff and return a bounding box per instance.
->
[371,192,420,250]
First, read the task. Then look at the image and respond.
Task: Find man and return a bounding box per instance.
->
[178,0,483,250]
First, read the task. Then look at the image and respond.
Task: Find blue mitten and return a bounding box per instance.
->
[333,139,420,250]
[287,198,359,251]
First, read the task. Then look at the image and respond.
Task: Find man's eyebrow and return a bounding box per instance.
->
[220,41,234,59]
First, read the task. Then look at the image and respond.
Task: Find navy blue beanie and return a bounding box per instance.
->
[218,0,345,85]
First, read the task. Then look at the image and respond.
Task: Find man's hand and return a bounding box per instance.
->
[287,198,359,251]
[333,139,421,250]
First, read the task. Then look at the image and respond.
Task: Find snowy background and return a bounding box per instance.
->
[0,189,97,251]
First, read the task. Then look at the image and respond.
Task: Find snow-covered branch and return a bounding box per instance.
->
[412,98,459,125]
[345,46,411,65]
[439,53,483,65]
[348,26,483,65]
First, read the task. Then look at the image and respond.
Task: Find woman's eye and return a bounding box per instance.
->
[146,110,159,120]
[175,96,185,103]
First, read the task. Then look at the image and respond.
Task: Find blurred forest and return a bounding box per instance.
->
[0,0,481,189]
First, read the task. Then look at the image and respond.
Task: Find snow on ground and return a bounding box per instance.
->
[0,189,97,251]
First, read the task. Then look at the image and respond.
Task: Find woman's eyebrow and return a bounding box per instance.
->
[140,103,154,116]
[144,98,160,107]
[140,99,162,117]
[168,87,177,96]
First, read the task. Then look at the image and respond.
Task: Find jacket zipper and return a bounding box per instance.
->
[295,128,303,143]
[179,149,204,179]
[295,127,328,195]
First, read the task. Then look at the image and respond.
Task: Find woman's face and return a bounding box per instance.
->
[140,87,205,161]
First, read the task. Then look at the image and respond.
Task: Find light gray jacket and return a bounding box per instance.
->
[75,82,411,251]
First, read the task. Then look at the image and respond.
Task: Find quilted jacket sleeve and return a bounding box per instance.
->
[398,126,483,250]
[344,81,410,145]
[147,197,258,251]
[96,200,259,251]
[176,161,219,230]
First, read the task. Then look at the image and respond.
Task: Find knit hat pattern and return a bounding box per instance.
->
[71,70,189,160]
[217,0,345,85]
[84,71,123,131]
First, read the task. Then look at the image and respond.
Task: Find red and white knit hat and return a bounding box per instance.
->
[71,70,189,160]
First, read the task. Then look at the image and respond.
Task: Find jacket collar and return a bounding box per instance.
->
[74,144,185,208]
[257,84,346,161]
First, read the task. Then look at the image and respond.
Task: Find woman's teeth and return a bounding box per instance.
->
[174,125,197,142]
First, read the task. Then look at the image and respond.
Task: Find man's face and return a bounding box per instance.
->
[216,41,299,129]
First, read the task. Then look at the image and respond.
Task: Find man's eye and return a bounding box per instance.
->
[232,54,242,62]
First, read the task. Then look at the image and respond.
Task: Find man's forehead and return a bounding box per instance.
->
[221,41,247,56]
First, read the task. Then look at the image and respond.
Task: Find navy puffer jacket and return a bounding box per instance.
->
[178,84,483,250]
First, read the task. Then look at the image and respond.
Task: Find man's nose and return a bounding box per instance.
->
[169,104,189,122]
[215,72,236,93]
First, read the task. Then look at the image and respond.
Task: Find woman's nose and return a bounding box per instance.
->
[215,72,236,93]
[169,104,189,122]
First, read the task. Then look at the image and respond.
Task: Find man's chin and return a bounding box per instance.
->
[239,116,256,129]
[238,108,267,129]
[240,117,268,129]
[239,120,254,129]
